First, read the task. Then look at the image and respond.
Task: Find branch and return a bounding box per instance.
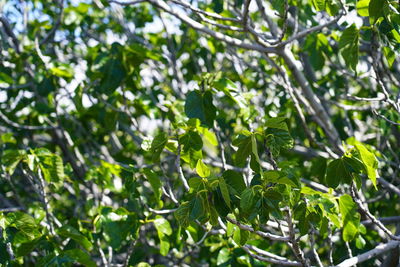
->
[344,94,385,102]
[175,140,190,192]
[0,207,23,212]
[242,245,302,266]
[0,16,21,53]
[254,0,279,37]
[309,225,323,267]
[285,209,309,266]
[350,185,400,241]
[278,13,342,47]
[279,49,342,152]
[141,0,277,54]
[362,216,400,226]
[226,217,290,242]
[268,0,289,45]
[245,244,300,263]
[242,0,251,29]
[109,0,146,5]
[147,207,177,214]
[334,240,400,267]
[40,0,64,45]
[169,0,240,22]
[372,109,400,126]
[0,110,56,131]
[378,177,400,198]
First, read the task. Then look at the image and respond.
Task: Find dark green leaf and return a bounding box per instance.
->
[325,158,353,188]
[184,90,216,128]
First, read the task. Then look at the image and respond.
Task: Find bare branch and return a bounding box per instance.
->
[350,185,400,241]
[0,16,21,53]
[334,240,400,267]
[285,209,309,266]
[242,0,251,29]
[138,0,277,54]
[169,0,240,22]
[175,140,190,192]
[362,216,400,226]
[242,245,302,266]
[226,217,290,242]
[378,177,400,198]
[40,0,64,45]
[278,13,342,47]
[0,110,56,131]
[109,0,146,5]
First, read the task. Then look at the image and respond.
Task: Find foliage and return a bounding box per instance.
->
[0,0,400,266]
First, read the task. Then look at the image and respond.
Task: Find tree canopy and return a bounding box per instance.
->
[1,0,400,266]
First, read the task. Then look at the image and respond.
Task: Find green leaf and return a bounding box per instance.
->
[189,177,203,191]
[233,228,249,246]
[36,253,73,267]
[6,212,41,240]
[356,235,366,249]
[312,0,325,11]
[325,158,353,188]
[57,225,93,251]
[222,170,246,195]
[218,176,231,208]
[50,66,73,78]
[271,0,285,14]
[265,117,289,131]
[240,188,256,212]
[154,216,172,256]
[198,127,218,146]
[185,90,216,128]
[383,46,396,67]
[180,131,203,152]
[63,249,96,267]
[154,216,172,236]
[339,194,360,242]
[143,168,162,201]
[357,0,370,16]
[175,202,190,228]
[159,235,170,256]
[354,143,378,188]
[15,237,45,257]
[213,78,250,119]
[301,186,322,196]
[38,76,56,96]
[339,24,359,71]
[217,248,230,265]
[310,157,327,183]
[209,206,219,226]
[0,72,13,84]
[0,133,16,144]
[196,160,210,178]
[98,58,126,94]
[97,207,138,249]
[369,0,387,24]
[1,150,26,175]
[38,154,65,183]
[265,128,294,157]
[189,195,205,220]
[251,134,261,168]
[233,135,252,166]
[181,148,203,169]
[212,0,223,13]
[150,132,168,163]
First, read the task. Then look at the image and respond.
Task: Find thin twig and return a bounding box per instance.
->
[242,245,302,266]
[226,217,290,242]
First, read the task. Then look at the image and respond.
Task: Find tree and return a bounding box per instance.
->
[1,0,400,266]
